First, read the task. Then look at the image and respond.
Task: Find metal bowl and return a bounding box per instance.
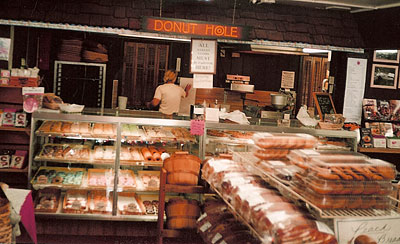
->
[270,94,288,110]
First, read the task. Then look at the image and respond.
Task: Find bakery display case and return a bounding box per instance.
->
[28,111,199,221]
[203,121,358,157]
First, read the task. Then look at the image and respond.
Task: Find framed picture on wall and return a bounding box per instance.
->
[370,64,398,89]
[373,49,400,63]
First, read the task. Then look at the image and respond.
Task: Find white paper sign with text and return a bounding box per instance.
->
[334,216,400,244]
[190,39,217,74]
[193,74,213,88]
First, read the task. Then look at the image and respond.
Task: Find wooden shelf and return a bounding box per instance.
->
[0,126,30,132]
[0,85,23,88]
[161,229,198,238]
[164,184,205,194]
[358,147,400,154]
[0,167,28,173]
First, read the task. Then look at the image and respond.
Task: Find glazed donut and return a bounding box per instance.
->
[330,167,353,180]
[313,167,340,180]
[371,166,395,180]
[351,166,377,180]
[342,167,364,180]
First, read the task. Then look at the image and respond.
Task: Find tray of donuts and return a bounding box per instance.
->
[36,120,92,137]
[36,143,91,162]
[31,166,85,188]
[142,126,176,141]
[117,192,146,215]
[62,189,89,214]
[34,188,61,213]
[293,186,391,209]
[305,157,397,182]
[252,132,318,149]
[293,173,393,196]
[286,149,368,175]
[88,190,112,214]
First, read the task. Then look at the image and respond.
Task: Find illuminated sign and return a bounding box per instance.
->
[142,17,250,40]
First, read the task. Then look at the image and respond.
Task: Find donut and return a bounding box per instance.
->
[330,167,353,180]
[342,167,364,180]
[347,196,362,209]
[371,165,396,180]
[354,235,377,244]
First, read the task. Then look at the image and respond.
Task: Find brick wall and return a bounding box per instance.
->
[0,0,364,48]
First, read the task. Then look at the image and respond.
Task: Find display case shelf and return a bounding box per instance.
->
[33,156,164,167]
[358,147,400,154]
[0,126,30,132]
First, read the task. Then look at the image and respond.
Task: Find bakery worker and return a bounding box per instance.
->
[147,69,191,116]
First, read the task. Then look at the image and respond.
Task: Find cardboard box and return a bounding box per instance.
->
[373,135,387,148]
[0,154,10,168]
[387,137,400,148]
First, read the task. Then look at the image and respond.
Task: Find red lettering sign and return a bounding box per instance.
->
[142,17,250,40]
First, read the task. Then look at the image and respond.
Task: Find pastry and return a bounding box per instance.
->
[51,121,62,132]
[141,147,153,161]
[40,121,53,132]
[79,122,90,134]
[61,122,72,133]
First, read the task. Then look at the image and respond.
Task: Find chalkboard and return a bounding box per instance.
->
[313,92,336,119]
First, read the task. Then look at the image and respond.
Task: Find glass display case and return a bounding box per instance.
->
[28,111,198,221]
[203,121,358,157]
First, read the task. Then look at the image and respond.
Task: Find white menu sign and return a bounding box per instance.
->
[193,74,213,88]
[190,39,217,74]
[335,217,400,244]
[343,58,367,124]
[281,71,295,89]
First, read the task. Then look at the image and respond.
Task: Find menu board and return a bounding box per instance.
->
[313,92,336,119]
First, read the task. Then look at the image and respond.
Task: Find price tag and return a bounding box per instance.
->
[190,120,205,135]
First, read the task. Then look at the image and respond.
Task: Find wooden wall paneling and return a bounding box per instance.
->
[245,90,276,107]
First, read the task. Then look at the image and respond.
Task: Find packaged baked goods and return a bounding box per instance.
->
[294,187,391,209]
[34,188,61,213]
[201,158,246,183]
[87,169,136,189]
[294,173,393,195]
[252,132,317,149]
[308,157,397,181]
[63,189,88,213]
[252,145,290,160]
[254,160,299,182]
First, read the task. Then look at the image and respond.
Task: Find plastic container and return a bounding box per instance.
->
[252,132,317,149]
[295,173,393,195]
[287,150,368,175]
[297,187,391,209]
[252,145,290,160]
[255,160,299,182]
[308,157,397,181]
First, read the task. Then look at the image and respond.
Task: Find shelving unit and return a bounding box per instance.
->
[157,168,205,244]
[29,111,198,223]
[0,85,30,188]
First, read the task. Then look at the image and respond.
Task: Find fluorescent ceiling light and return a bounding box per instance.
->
[375,50,398,53]
[119,33,191,42]
[302,48,330,53]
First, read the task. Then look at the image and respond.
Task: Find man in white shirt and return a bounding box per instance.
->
[147,70,191,116]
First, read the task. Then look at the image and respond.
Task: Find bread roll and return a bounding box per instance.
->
[149,147,161,161]
[141,147,153,161]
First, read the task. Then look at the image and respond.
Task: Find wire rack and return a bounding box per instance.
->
[232,151,400,219]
